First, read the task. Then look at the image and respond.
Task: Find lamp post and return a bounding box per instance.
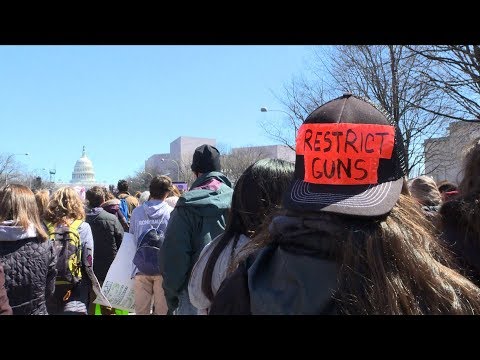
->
[161,158,180,181]
[4,153,29,185]
[260,107,295,122]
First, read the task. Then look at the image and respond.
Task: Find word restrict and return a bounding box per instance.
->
[296,123,395,185]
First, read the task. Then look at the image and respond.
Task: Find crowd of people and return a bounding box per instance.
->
[2,93,480,315]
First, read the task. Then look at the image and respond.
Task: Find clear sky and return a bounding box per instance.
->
[0,45,314,185]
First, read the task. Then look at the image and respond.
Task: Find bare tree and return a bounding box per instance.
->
[323,45,453,176]
[407,45,480,123]
[221,146,268,183]
[125,166,163,195]
[0,153,28,187]
[263,46,451,176]
[260,75,327,151]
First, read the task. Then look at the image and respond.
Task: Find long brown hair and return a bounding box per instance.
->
[44,187,85,225]
[236,194,480,314]
[0,184,48,241]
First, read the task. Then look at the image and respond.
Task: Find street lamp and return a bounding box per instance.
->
[260,107,295,121]
[4,153,29,185]
[161,158,180,181]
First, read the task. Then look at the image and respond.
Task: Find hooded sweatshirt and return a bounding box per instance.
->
[188,233,249,314]
[160,171,233,312]
[129,199,174,276]
[102,198,129,232]
[0,221,57,315]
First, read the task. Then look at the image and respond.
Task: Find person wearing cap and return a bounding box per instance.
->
[160,144,234,315]
[209,94,480,315]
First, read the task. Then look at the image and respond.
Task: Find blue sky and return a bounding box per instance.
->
[0,45,314,185]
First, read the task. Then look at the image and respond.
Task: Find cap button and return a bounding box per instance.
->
[343,92,352,97]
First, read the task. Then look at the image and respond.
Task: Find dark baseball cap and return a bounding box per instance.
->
[191,144,221,173]
[283,93,407,217]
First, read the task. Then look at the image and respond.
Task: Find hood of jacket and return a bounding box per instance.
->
[142,199,172,218]
[247,215,339,315]
[176,172,233,216]
[86,207,104,218]
[102,199,120,207]
[0,220,37,242]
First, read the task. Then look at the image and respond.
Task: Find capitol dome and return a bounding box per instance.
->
[71,146,96,184]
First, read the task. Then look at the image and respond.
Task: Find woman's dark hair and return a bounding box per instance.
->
[201,158,294,301]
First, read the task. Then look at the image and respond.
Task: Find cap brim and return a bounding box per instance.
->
[283,178,403,217]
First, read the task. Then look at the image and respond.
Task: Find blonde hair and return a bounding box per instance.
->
[104,190,116,201]
[34,189,50,220]
[0,184,48,241]
[44,186,85,224]
[169,184,181,198]
[409,175,442,206]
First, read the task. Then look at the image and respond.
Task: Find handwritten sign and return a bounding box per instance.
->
[296,123,395,185]
[93,233,136,312]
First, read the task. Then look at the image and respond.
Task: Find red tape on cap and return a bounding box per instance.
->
[296,123,395,185]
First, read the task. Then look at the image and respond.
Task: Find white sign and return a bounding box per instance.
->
[93,233,136,312]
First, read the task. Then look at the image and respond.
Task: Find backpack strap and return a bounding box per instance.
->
[45,221,56,238]
[70,219,83,232]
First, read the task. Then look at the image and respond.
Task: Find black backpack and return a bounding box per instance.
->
[132,210,166,276]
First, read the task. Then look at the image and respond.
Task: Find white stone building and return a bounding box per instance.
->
[71,146,97,185]
[424,121,480,184]
[53,147,107,195]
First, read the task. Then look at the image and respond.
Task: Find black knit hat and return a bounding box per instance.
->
[283,93,407,217]
[191,144,221,173]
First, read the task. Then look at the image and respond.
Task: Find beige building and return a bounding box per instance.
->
[424,121,480,184]
[145,137,295,184]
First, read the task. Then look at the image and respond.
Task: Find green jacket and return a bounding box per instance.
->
[160,172,233,312]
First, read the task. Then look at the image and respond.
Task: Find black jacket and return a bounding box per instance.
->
[0,231,57,315]
[86,207,124,283]
[210,215,338,315]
